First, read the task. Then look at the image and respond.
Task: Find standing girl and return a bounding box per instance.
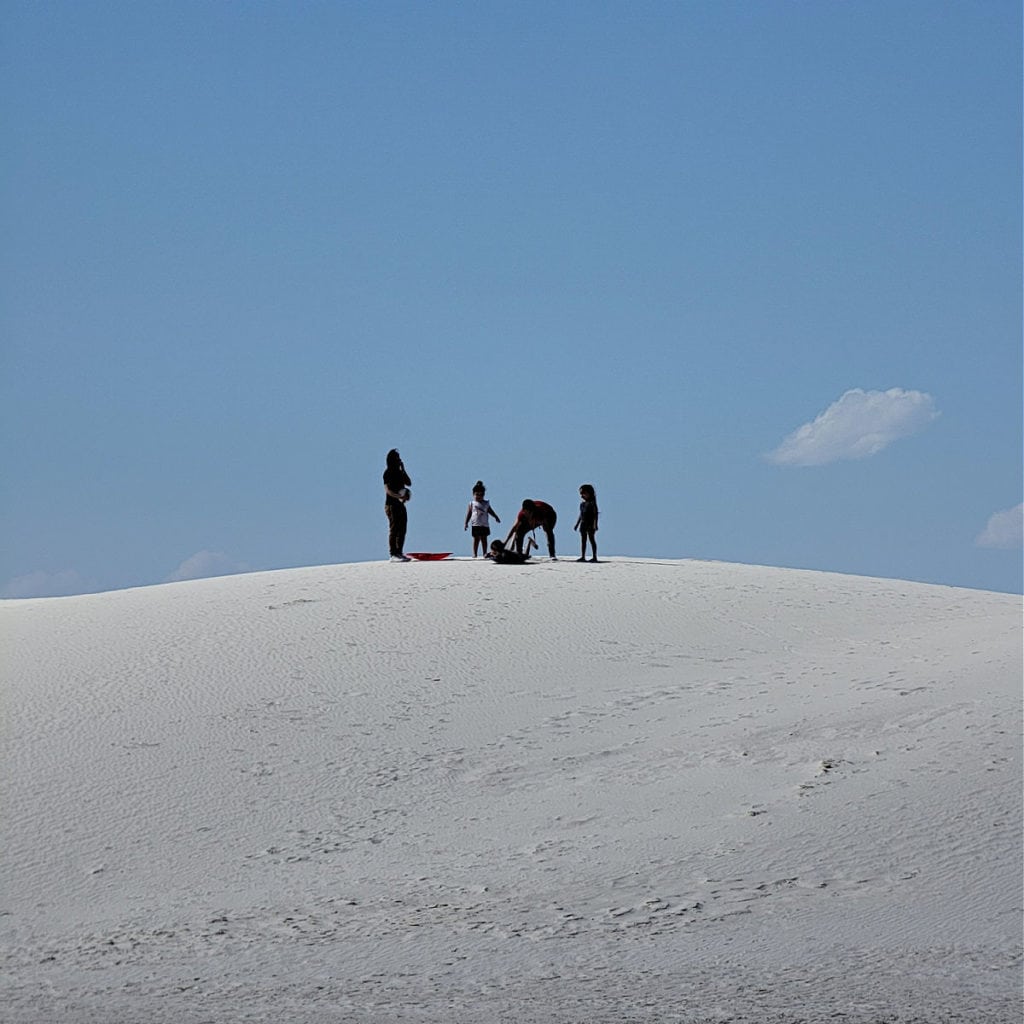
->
[574,483,599,562]
[464,480,501,557]
[383,448,411,561]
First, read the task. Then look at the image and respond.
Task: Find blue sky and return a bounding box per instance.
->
[2,0,1021,597]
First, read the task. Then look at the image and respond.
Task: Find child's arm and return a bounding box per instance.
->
[573,515,581,531]
[489,506,501,523]
[464,503,472,530]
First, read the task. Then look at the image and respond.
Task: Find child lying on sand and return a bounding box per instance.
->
[485,538,537,564]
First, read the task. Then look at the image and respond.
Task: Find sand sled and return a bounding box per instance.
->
[406,552,452,561]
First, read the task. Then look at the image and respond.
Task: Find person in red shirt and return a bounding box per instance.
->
[505,499,557,560]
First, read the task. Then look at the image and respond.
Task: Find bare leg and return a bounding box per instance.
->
[543,526,556,560]
[512,524,527,554]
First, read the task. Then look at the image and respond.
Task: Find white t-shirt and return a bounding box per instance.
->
[469,498,492,527]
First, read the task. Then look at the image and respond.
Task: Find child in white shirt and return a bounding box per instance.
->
[463,480,501,557]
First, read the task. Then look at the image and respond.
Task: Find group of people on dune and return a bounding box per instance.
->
[383,449,599,565]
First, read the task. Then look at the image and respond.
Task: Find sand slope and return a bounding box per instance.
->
[2,558,1021,1023]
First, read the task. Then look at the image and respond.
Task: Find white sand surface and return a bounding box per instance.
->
[2,558,1021,1023]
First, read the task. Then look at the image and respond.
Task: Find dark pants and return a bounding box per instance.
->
[513,512,556,558]
[386,502,407,557]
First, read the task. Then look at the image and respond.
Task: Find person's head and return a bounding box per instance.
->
[521,499,536,513]
[489,539,505,554]
[580,483,595,500]
[386,448,403,469]
[473,480,485,498]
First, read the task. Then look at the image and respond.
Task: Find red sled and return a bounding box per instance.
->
[407,552,452,561]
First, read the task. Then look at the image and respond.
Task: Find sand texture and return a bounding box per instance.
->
[2,558,1021,1022]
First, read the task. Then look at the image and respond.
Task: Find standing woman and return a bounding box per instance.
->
[383,448,411,561]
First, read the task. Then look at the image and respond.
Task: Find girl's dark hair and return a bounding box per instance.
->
[580,483,596,499]
[473,480,485,494]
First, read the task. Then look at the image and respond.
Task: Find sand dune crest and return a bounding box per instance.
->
[2,559,1021,1023]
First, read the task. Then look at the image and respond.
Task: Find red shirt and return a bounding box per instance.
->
[515,500,556,529]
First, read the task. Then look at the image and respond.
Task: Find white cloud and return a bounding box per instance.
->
[1,569,92,599]
[767,388,939,467]
[975,504,1023,549]
[166,551,250,583]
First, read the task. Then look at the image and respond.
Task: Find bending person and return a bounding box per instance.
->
[505,499,557,560]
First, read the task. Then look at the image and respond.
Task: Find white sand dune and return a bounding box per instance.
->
[2,558,1021,1023]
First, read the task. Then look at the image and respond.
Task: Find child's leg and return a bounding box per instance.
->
[587,528,598,560]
